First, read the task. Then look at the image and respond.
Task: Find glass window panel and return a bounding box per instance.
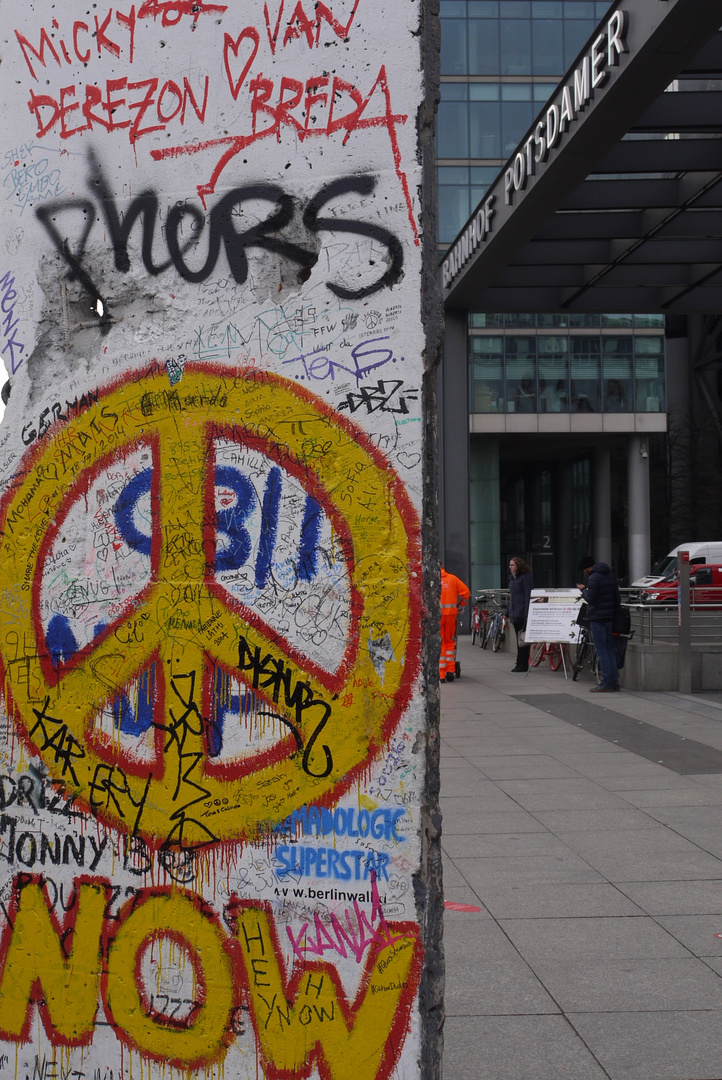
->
[505,337,537,412]
[505,313,535,327]
[440,82,468,101]
[438,165,469,184]
[469,84,501,100]
[534,83,555,105]
[470,314,505,328]
[469,1,499,13]
[501,100,533,154]
[533,1,562,15]
[537,335,568,355]
[437,100,469,157]
[538,353,569,412]
[564,20,594,67]
[603,339,633,411]
[500,1,531,14]
[468,19,500,74]
[634,336,664,355]
[470,100,502,157]
[537,313,568,327]
[471,357,505,412]
[532,19,564,75]
[500,18,532,74]
[568,313,601,327]
[472,335,504,352]
[565,2,595,15]
[601,313,633,327]
[440,0,467,14]
[471,165,501,185]
[635,352,665,412]
[470,184,487,207]
[501,83,533,100]
[634,313,665,328]
[440,19,468,74]
[570,337,600,411]
[438,184,470,243]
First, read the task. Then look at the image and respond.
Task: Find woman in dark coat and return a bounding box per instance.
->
[508,556,533,672]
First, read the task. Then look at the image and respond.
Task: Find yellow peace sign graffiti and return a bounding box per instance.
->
[0,367,421,848]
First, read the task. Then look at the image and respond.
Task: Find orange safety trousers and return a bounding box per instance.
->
[440,608,458,677]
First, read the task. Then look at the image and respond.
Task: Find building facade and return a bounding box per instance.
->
[438,0,669,590]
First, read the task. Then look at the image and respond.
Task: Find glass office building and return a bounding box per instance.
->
[437,1,668,588]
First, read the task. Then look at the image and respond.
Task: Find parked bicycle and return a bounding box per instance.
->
[471,592,490,646]
[484,596,508,652]
[529,640,566,671]
[571,621,601,683]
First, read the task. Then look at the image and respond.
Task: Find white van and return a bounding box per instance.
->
[631,542,722,589]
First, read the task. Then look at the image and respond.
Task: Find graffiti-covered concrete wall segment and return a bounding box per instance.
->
[0,1,438,1077]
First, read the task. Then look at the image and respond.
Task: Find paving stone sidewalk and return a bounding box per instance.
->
[442,636,722,1080]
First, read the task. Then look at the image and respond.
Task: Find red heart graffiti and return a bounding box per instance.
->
[224,27,260,101]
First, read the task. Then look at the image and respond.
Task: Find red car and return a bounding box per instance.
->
[641,564,722,606]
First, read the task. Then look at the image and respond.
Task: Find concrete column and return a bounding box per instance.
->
[628,434,651,584]
[441,309,471,618]
[592,445,612,566]
[554,459,574,586]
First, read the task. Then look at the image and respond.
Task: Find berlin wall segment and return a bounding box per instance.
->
[0,2,442,1079]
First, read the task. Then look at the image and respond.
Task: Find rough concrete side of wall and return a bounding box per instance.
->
[0,2,442,1078]
[419,2,444,1078]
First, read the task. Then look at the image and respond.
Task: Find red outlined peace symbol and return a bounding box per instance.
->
[0,366,422,848]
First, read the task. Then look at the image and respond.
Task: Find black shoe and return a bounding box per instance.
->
[590,685,615,693]
[511,665,528,673]
[445,673,455,682]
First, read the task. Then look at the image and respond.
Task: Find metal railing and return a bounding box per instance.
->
[626,603,722,645]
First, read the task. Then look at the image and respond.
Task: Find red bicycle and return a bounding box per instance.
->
[471,593,490,646]
[529,641,565,671]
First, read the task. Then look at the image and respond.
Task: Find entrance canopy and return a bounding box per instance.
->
[441,0,722,314]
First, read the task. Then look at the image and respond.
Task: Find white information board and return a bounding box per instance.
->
[525,589,584,643]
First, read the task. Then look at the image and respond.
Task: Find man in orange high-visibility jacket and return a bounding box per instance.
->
[440,568,470,682]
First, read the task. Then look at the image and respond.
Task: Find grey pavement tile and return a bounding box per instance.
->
[456,852,605,889]
[598,775,717,792]
[442,886,491,915]
[442,857,469,889]
[444,919,560,1017]
[439,792,524,815]
[440,763,487,780]
[498,915,690,961]
[442,831,571,859]
[443,897,489,921]
[442,1015,609,1080]
[687,773,722,787]
[568,1010,722,1080]
[582,849,722,883]
[655,914,722,957]
[532,807,662,832]
[529,956,722,1011]
[658,827,722,860]
[494,778,634,811]
[442,738,533,753]
[440,773,522,798]
[472,882,644,919]
[441,810,547,836]
[537,746,631,762]
[616,879,722,916]
[640,804,722,829]
[465,755,583,780]
[700,955,722,977]
[555,827,707,859]
[618,787,722,807]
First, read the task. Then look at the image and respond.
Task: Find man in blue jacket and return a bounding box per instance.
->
[579,558,620,692]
